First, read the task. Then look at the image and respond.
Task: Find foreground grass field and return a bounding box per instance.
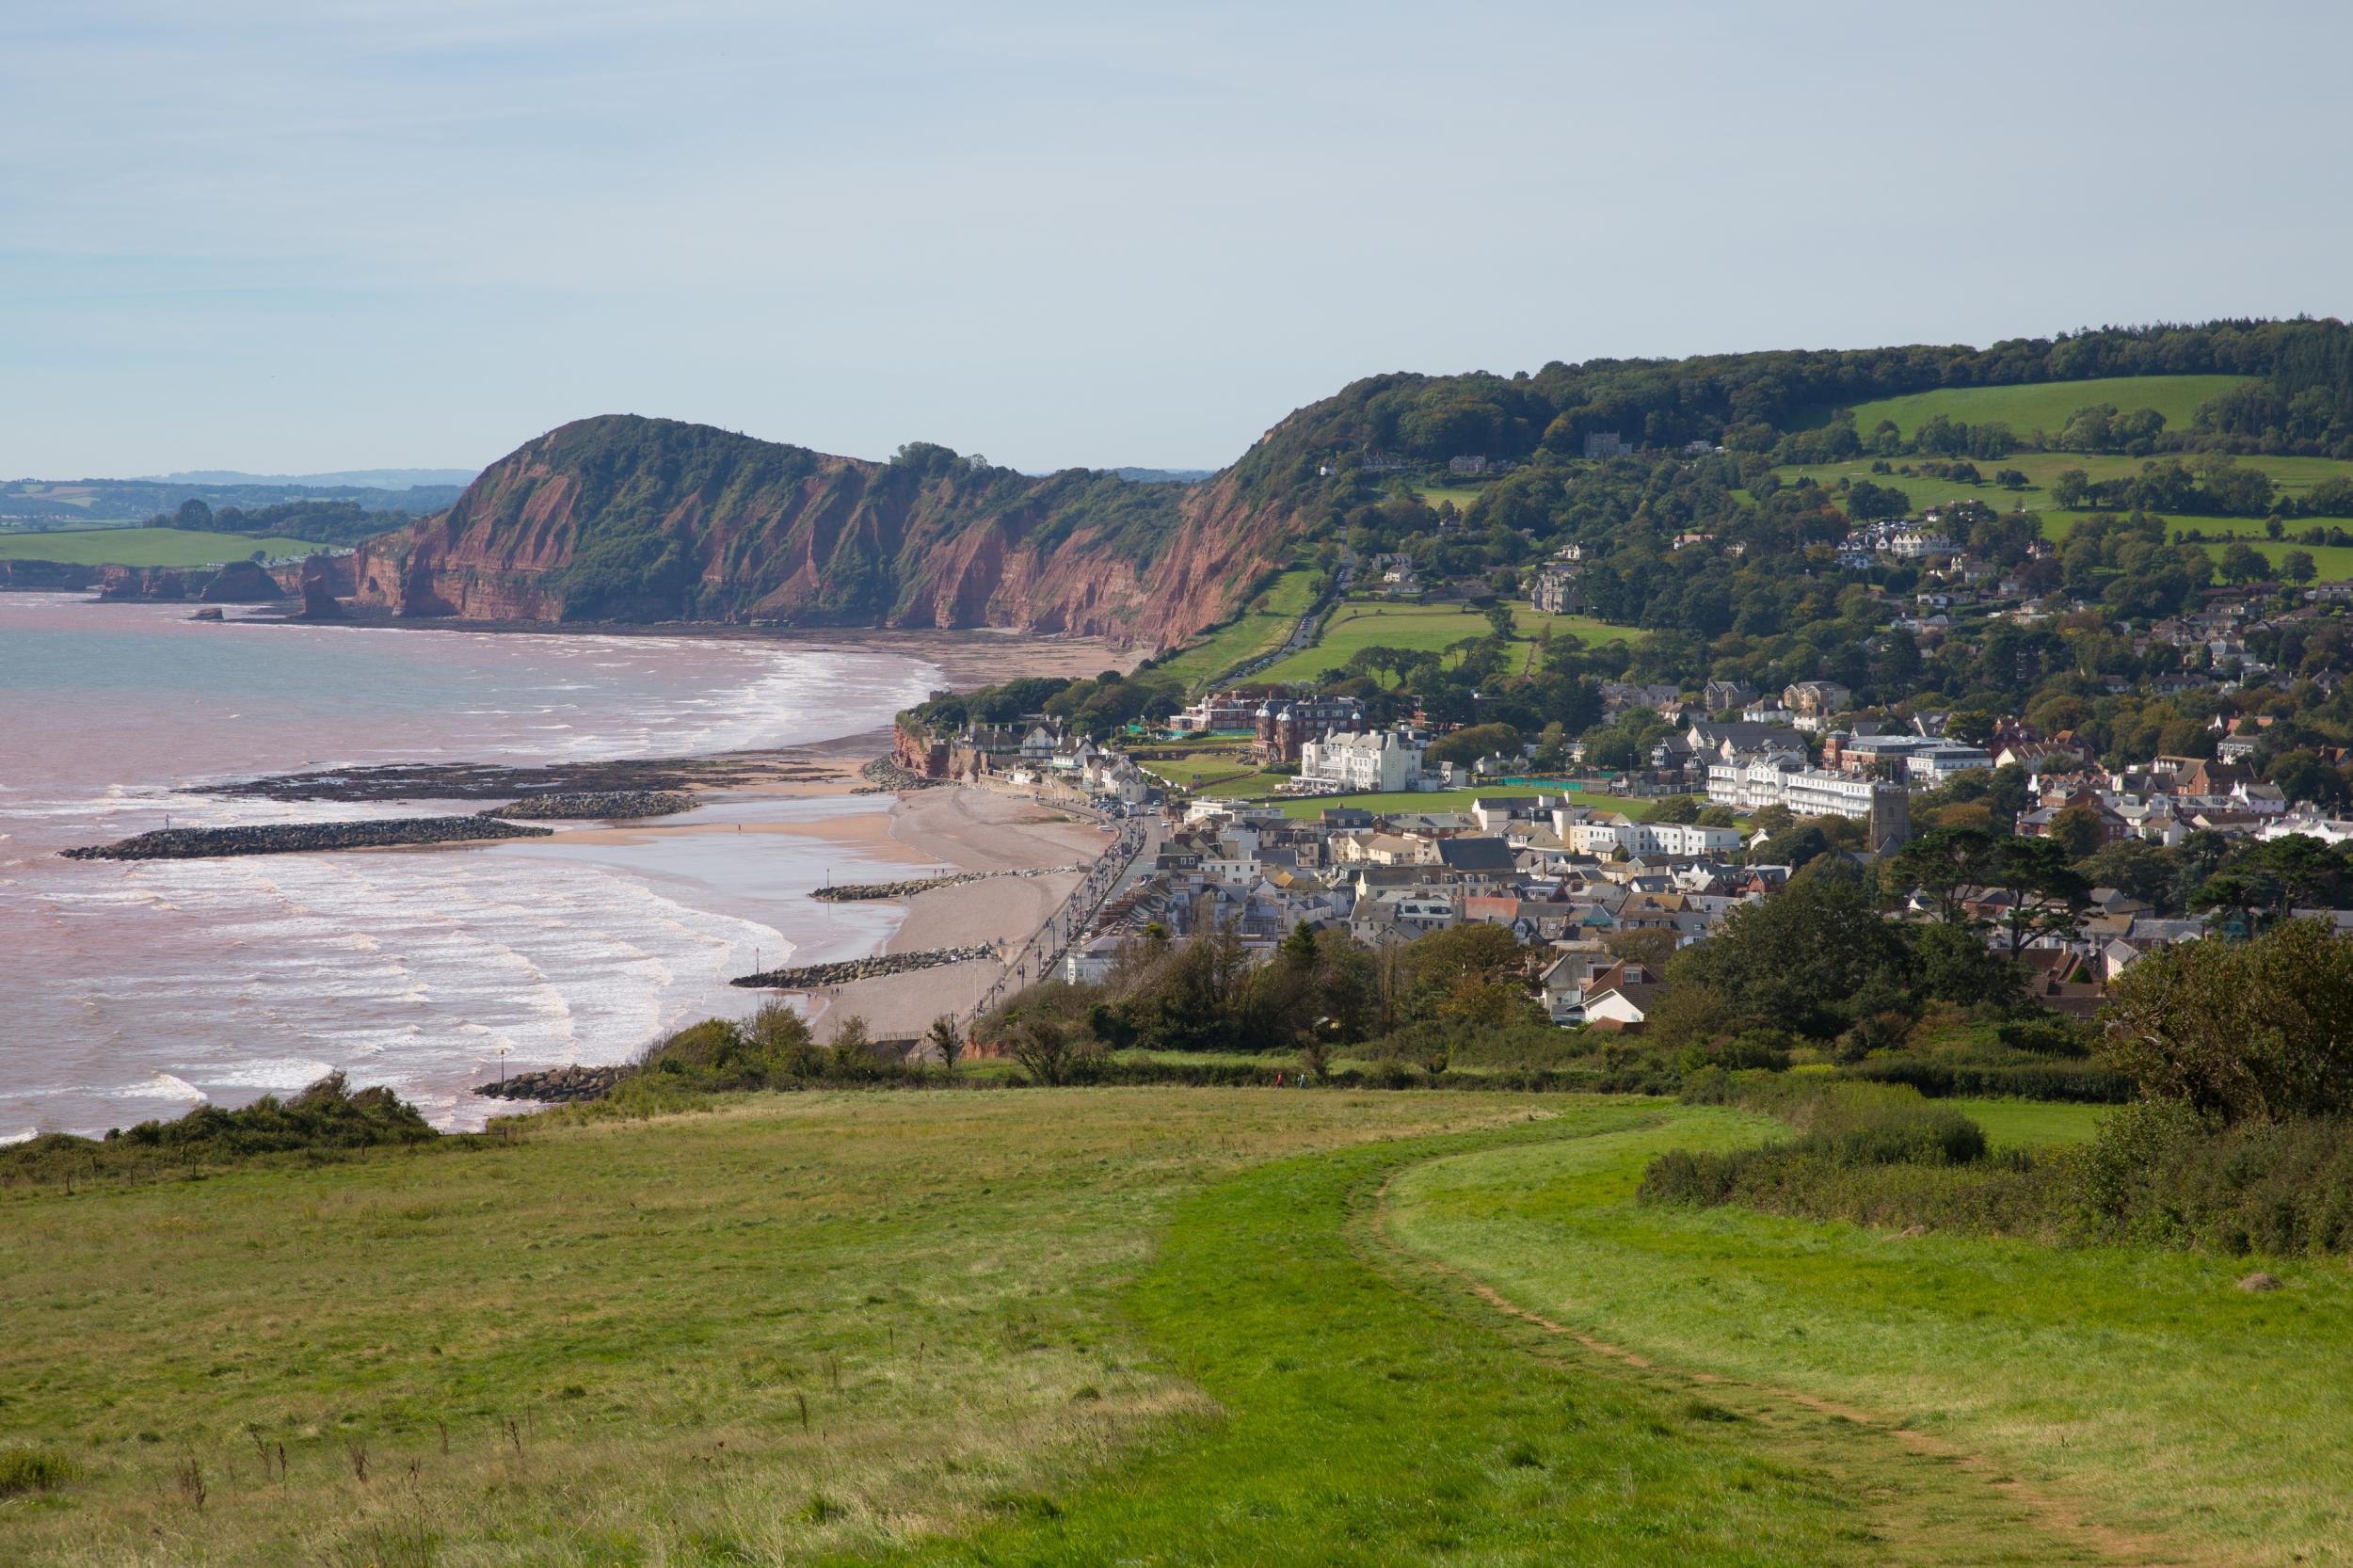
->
[9,1088,2337,1565]
[1385,1101,2353,1568]
[0,1091,1548,1567]
[0,527,329,568]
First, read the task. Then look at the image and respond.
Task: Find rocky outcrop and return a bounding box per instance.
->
[199,560,286,602]
[481,791,696,820]
[352,416,1302,648]
[809,865,1085,902]
[62,816,552,860]
[474,1064,634,1103]
[0,560,104,592]
[732,945,1000,989]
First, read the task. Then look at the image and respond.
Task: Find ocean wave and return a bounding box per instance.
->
[121,1071,208,1104]
[197,1057,336,1092]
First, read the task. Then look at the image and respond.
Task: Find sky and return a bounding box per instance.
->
[4,0,2350,479]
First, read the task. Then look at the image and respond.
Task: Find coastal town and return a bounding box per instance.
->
[889,521,2353,1035]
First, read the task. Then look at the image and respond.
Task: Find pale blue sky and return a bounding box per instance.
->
[5,0,2348,478]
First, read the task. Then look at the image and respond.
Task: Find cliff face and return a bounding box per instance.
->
[353,417,1302,648]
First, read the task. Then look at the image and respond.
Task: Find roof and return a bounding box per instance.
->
[1434,837,1517,872]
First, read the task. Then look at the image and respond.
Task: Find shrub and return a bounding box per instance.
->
[0,1447,73,1496]
[1839,1056,2135,1103]
[2063,1102,2353,1255]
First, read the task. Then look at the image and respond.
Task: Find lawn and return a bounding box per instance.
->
[1252,599,1631,687]
[1837,374,2254,442]
[1148,568,1323,692]
[1385,1102,2353,1568]
[0,1089,1550,1567]
[0,527,330,568]
[1409,481,1492,512]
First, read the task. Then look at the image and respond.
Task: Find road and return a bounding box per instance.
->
[966,813,1161,1022]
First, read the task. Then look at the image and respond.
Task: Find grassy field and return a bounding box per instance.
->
[0,528,329,568]
[1838,375,2254,441]
[1409,482,1492,512]
[0,1090,1551,1567]
[1148,568,1323,692]
[8,1086,2329,1565]
[1783,450,2353,515]
[1386,1100,2353,1568]
[859,1105,2109,1567]
[1252,600,1630,687]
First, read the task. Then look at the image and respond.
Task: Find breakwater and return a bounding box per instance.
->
[482,791,697,821]
[731,944,999,989]
[60,816,553,861]
[810,864,1086,902]
[473,1064,635,1103]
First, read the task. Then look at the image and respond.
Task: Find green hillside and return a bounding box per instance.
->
[1252,600,1630,686]
[1147,568,1323,691]
[1842,374,2253,440]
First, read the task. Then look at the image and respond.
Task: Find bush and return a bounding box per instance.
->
[0,1447,73,1496]
[0,1073,440,1186]
[2064,1102,2353,1255]
[1839,1056,2135,1103]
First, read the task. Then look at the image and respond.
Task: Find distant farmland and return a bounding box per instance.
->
[0,527,331,568]
[1837,374,2253,440]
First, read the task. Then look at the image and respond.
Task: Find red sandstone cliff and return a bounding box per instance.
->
[353,417,1299,648]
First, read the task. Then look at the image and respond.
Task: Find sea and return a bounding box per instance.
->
[0,593,942,1138]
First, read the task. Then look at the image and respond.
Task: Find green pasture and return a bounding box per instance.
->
[1252,599,1630,687]
[1837,374,2254,441]
[0,528,330,568]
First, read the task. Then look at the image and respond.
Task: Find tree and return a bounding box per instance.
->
[1007,1010,1096,1086]
[2281,549,2318,584]
[923,1015,965,1075]
[2047,803,2109,860]
[2220,541,2268,584]
[1984,837,2090,958]
[1886,825,1995,924]
[173,497,215,531]
[1401,923,1529,1023]
[1424,722,1522,768]
[1669,867,1913,1039]
[2050,469,2091,510]
[2101,919,2353,1121]
[1913,920,2022,1008]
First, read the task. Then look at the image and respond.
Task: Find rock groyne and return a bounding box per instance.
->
[474,1064,635,1103]
[482,791,697,821]
[61,816,553,861]
[731,944,999,989]
[810,865,1085,902]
